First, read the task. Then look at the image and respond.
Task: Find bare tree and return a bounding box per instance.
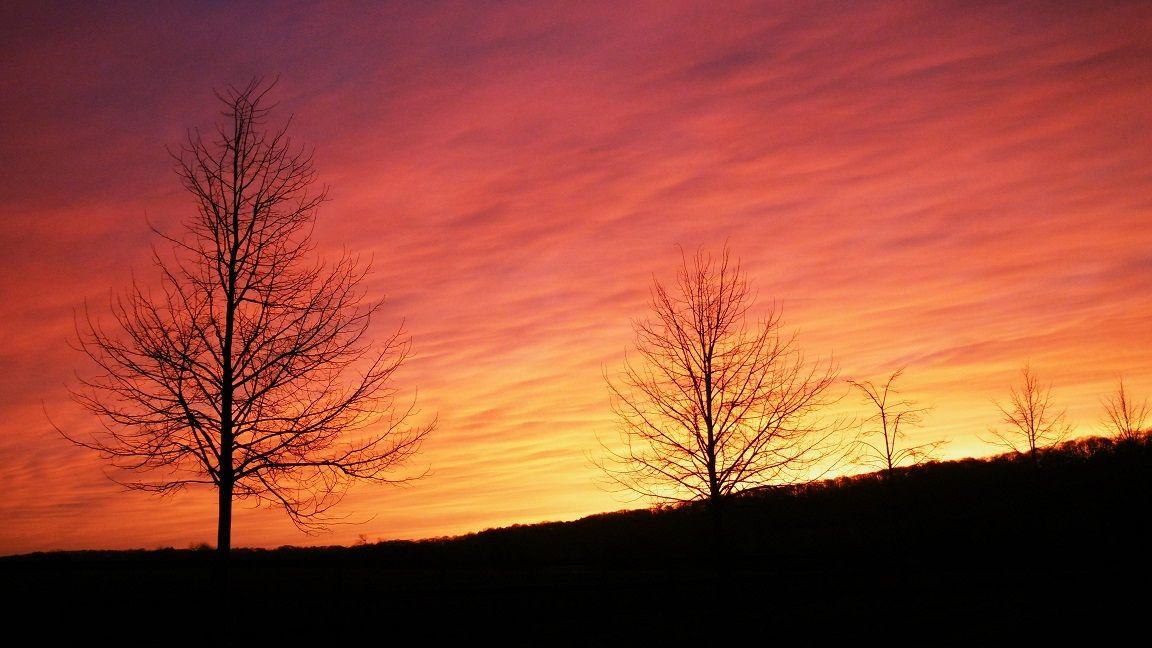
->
[847,367,941,478]
[1100,379,1149,442]
[61,79,431,555]
[985,365,1072,465]
[598,246,843,511]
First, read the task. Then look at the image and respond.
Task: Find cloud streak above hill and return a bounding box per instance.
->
[1,0,1150,553]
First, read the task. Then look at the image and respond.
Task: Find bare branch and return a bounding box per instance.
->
[846,367,942,477]
[595,245,848,507]
[61,78,431,552]
[1100,378,1149,442]
[983,364,1072,465]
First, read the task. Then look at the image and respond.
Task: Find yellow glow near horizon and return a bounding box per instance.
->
[2,1,1151,554]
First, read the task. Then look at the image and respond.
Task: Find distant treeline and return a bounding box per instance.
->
[7,434,1149,570]
[6,434,1148,643]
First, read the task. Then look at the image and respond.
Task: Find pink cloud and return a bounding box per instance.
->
[2,1,1151,554]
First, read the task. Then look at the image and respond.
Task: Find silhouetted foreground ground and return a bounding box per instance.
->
[4,435,1149,643]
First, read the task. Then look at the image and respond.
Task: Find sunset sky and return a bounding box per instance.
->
[2,1,1150,555]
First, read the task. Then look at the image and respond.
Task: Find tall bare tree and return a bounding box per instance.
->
[847,367,941,478]
[598,246,842,510]
[985,365,1072,465]
[62,79,431,555]
[1100,379,1149,442]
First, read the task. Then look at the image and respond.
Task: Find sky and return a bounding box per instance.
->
[1,0,1150,555]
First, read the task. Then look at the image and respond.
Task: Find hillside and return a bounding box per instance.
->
[3,434,1149,642]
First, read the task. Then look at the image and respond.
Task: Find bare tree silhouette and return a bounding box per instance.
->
[597,246,843,514]
[1100,379,1149,442]
[985,365,1072,466]
[60,79,431,555]
[847,367,941,478]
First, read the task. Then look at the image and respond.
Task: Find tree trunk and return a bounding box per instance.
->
[217,475,233,556]
[212,474,233,594]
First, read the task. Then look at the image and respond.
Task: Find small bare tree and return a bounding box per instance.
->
[985,365,1072,465]
[1100,379,1149,441]
[61,79,431,555]
[598,246,843,511]
[847,367,940,478]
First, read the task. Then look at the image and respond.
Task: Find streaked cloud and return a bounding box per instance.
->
[2,1,1150,553]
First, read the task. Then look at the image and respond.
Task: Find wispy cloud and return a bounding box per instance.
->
[2,1,1150,553]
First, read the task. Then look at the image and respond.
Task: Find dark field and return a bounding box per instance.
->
[5,436,1148,643]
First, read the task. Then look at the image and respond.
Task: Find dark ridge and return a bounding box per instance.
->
[4,434,1149,642]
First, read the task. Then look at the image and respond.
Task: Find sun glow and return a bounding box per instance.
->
[2,1,1151,554]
